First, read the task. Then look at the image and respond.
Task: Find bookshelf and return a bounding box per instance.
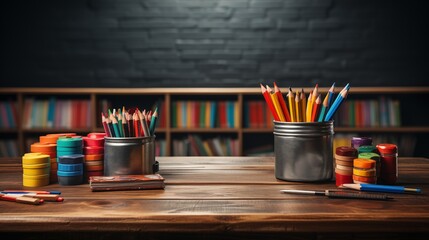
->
[1,87,428,158]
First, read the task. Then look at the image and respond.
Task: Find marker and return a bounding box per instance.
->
[0,193,44,205]
[5,193,64,202]
[341,183,422,194]
[2,190,61,195]
[280,189,392,200]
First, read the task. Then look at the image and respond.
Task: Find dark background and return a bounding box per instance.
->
[1,0,428,88]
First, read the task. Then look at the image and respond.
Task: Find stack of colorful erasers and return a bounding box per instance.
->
[57,136,84,185]
[22,153,50,187]
[83,133,105,181]
[334,146,358,187]
[32,133,77,183]
[57,154,84,185]
[358,152,381,183]
[353,158,377,184]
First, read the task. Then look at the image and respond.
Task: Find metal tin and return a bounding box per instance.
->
[273,121,334,182]
[104,136,158,176]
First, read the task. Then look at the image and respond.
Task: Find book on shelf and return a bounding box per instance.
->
[173,134,239,156]
[243,100,273,128]
[334,97,401,127]
[23,98,91,129]
[89,174,165,192]
[0,139,18,157]
[0,101,17,129]
[171,100,238,128]
[155,139,167,156]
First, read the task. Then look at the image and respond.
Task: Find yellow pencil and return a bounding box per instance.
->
[288,88,296,122]
[306,92,313,122]
[300,89,306,122]
[307,84,319,122]
[267,85,285,121]
[295,91,301,122]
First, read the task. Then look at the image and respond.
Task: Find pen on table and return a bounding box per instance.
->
[0,193,44,205]
[2,190,61,195]
[341,183,422,194]
[5,193,64,202]
[280,189,392,200]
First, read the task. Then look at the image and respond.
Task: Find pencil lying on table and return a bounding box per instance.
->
[0,193,44,205]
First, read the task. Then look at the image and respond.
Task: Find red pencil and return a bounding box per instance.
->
[101,113,111,137]
[0,193,44,205]
[133,113,140,137]
[260,83,280,121]
[273,82,291,122]
[311,94,322,122]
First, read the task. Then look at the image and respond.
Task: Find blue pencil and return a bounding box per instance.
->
[342,183,421,194]
[326,82,335,111]
[324,85,349,121]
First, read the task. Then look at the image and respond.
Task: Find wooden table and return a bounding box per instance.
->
[1,157,428,240]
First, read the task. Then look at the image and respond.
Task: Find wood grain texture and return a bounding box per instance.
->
[0,157,428,239]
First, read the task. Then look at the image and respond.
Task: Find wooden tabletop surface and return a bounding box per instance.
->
[1,157,428,238]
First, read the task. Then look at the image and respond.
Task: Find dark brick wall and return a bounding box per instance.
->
[1,0,428,87]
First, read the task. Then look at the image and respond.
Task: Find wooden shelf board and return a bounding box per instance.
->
[170,128,238,133]
[2,87,428,95]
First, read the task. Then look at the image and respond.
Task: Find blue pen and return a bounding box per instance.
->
[341,183,421,194]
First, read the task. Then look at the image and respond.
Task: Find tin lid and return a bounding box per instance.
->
[358,145,377,153]
[376,143,398,154]
[336,146,358,157]
[351,137,372,146]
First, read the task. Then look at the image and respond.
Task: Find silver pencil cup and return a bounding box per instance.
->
[104,136,158,176]
[274,121,334,182]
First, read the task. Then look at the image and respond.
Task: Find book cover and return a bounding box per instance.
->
[89,174,165,192]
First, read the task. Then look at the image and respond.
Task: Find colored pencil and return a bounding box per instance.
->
[273,82,291,122]
[110,114,121,138]
[307,84,318,122]
[1,190,61,195]
[324,85,349,121]
[317,92,330,122]
[133,112,140,137]
[311,94,321,122]
[295,91,301,122]
[341,183,421,194]
[5,193,64,202]
[260,83,280,121]
[305,92,312,122]
[287,88,296,122]
[101,113,111,137]
[128,112,134,137]
[137,109,150,137]
[150,107,158,136]
[117,108,124,137]
[106,116,115,137]
[0,193,44,205]
[300,89,306,122]
[267,85,285,121]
